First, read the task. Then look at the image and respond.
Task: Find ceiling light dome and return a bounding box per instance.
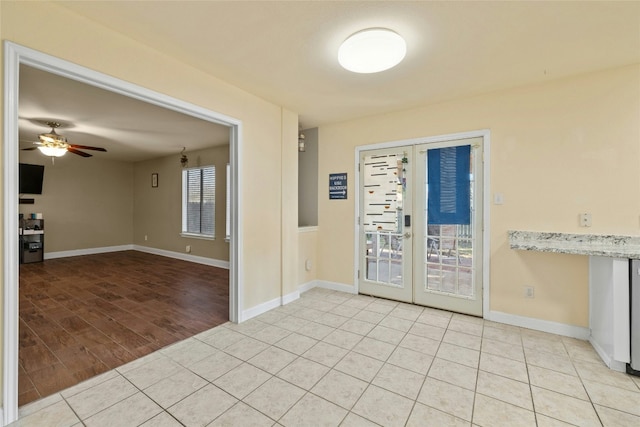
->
[37,145,67,157]
[338,28,406,73]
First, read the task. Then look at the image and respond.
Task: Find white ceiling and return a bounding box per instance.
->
[19,65,231,162]
[19,1,640,162]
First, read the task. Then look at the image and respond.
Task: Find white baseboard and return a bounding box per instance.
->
[241,296,282,322]
[44,245,134,260]
[298,283,588,344]
[486,310,590,340]
[243,282,591,345]
[133,245,230,269]
[304,280,357,295]
[298,280,322,294]
[589,337,628,372]
[44,245,229,270]
[590,338,613,368]
[609,360,628,373]
[241,289,301,322]
[240,281,357,323]
[282,290,300,305]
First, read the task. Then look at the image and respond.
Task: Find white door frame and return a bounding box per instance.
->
[2,41,243,425]
[354,130,491,313]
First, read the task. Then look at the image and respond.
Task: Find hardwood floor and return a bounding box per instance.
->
[18,250,229,406]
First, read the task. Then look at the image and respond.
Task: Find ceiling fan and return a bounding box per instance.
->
[22,121,107,158]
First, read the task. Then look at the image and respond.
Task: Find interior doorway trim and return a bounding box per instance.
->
[2,41,243,425]
[353,129,491,315]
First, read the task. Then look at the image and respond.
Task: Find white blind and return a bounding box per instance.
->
[183,166,215,237]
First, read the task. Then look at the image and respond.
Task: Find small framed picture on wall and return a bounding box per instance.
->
[151,173,159,188]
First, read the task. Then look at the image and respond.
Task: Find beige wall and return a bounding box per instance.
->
[133,146,230,261]
[18,151,134,252]
[298,229,318,286]
[1,2,297,396]
[318,64,640,328]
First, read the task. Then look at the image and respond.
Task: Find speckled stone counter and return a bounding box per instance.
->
[508,230,640,259]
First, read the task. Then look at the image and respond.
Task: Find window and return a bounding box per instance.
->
[182,166,215,238]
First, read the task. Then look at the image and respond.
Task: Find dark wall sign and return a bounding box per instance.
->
[329,173,347,200]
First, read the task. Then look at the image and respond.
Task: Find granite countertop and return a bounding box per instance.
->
[508,230,640,259]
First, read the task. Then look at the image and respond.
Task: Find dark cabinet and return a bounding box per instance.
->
[20,218,44,264]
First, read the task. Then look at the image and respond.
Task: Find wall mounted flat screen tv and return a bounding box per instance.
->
[19,163,45,195]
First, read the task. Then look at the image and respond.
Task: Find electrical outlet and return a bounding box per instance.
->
[144,235,148,241]
[524,286,535,298]
[579,213,592,227]
[186,245,191,253]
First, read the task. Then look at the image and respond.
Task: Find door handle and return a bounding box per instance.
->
[404,232,412,239]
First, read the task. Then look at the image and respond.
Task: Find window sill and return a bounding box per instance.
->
[180,232,215,241]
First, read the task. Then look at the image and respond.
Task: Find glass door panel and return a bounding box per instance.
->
[414,137,483,316]
[359,148,413,303]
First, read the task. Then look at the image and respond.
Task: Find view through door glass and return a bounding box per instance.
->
[359,148,413,303]
[414,137,483,316]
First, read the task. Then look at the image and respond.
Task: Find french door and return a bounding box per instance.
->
[359,137,483,316]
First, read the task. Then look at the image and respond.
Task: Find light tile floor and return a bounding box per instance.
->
[10,288,640,426]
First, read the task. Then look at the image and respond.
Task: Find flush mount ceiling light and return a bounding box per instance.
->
[338,28,406,73]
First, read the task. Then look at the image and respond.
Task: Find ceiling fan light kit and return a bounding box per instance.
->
[338,28,406,74]
[37,145,67,157]
[39,131,67,144]
[36,123,68,157]
[25,121,107,160]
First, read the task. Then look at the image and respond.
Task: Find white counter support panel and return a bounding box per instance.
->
[509,230,638,372]
[589,256,630,371]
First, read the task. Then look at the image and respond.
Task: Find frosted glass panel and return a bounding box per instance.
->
[363,153,403,232]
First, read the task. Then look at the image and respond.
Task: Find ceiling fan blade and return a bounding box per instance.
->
[69,144,107,152]
[21,147,39,151]
[67,148,93,157]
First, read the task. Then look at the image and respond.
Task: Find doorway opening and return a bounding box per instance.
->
[3,41,242,424]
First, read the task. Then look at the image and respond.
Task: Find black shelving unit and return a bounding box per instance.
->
[20,218,44,264]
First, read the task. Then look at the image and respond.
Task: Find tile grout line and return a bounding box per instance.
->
[565,338,606,427]
[276,295,380,425]
[468,318,483,427]
[269,293,398,426]
[521,331,539,427]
